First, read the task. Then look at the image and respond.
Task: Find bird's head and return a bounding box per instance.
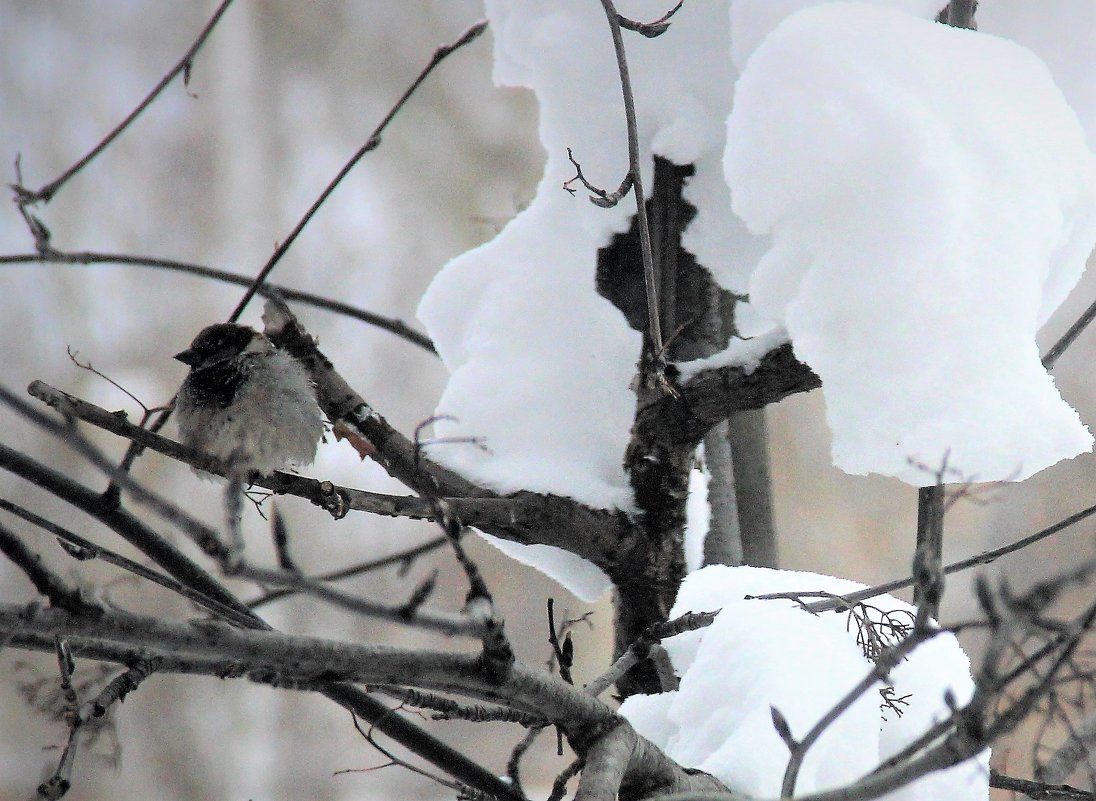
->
[174,323,268,370]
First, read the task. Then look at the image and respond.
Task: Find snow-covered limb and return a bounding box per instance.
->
[264,301,774,665]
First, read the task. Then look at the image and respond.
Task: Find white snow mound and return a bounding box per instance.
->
[618,565,989,799]
[725,2,1096,484]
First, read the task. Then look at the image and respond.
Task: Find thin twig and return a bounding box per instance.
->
[0,251,436,352]
[596,0,663,357]
[233,562,482,637]
[247,535,448,609]
[507,724,548,797]
[344,710,470,797]
[0,521,89,616]
[11,1,234,206]
[780,624,943,797]
[0,498,257,628]
[546,757,585,801]
[38,654,161,801]
[585,610,715,697]
[1043,294,1096,370]
[227,19,488,323]
[799,500,1096,613]
[615,1,684,37]
[546,598,575,685]
[563,147,633,206]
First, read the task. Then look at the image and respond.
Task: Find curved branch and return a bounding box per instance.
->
[0,601,608,728]
[800,499,1096,613]
[596,0,663,356]
[12,1,234,206]
[2,601,732,801]
[0,251,435,352]
[0,438,251,621]
[25,380,628,564]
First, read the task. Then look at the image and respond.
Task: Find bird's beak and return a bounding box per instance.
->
[174,348,201,366]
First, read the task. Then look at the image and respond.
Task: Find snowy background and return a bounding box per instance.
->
[2,2,1096,799]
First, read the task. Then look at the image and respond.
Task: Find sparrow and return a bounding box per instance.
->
[174,323,324,476]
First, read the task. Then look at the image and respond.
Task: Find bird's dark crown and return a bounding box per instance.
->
[175,323,256,368]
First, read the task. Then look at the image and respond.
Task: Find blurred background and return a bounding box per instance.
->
[1,2,1093,798]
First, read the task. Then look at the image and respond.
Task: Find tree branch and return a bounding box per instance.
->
[800,499,1096,613]
[596,0,663,358]
[0,251,435,352]
[913,483,946,618]
[0,521,90,616]
[991,769,1094,800]
[228,19,488,322]
[11,1,234,206]
[0,498,256,627]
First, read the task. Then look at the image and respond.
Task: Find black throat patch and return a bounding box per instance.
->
[187,356,254,408]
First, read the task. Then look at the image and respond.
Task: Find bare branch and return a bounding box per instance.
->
[780,623,942,797]
[247,536,448,609]
[596,0,664,358]
[395,688,545,726]
[0,498,256,628]
[234,562,481,636]
[10,1,234,206]
[586,610,715,697]
[547,756,584,801]
[992,769,1095,800]
[547,598,576,685]
[1043,292,1096,370]
[563,147,634,207]
[913,482,946,619]
[799,499,1096,614]
[228,19,489,323]
[1039,711,1096,784]
[0,251,436,352]
[0,521,90,616]
[4,389,535,801]
[0,601,613,726]
[0,438,254,623]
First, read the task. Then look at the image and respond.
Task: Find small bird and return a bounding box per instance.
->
[174,323,324,476]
